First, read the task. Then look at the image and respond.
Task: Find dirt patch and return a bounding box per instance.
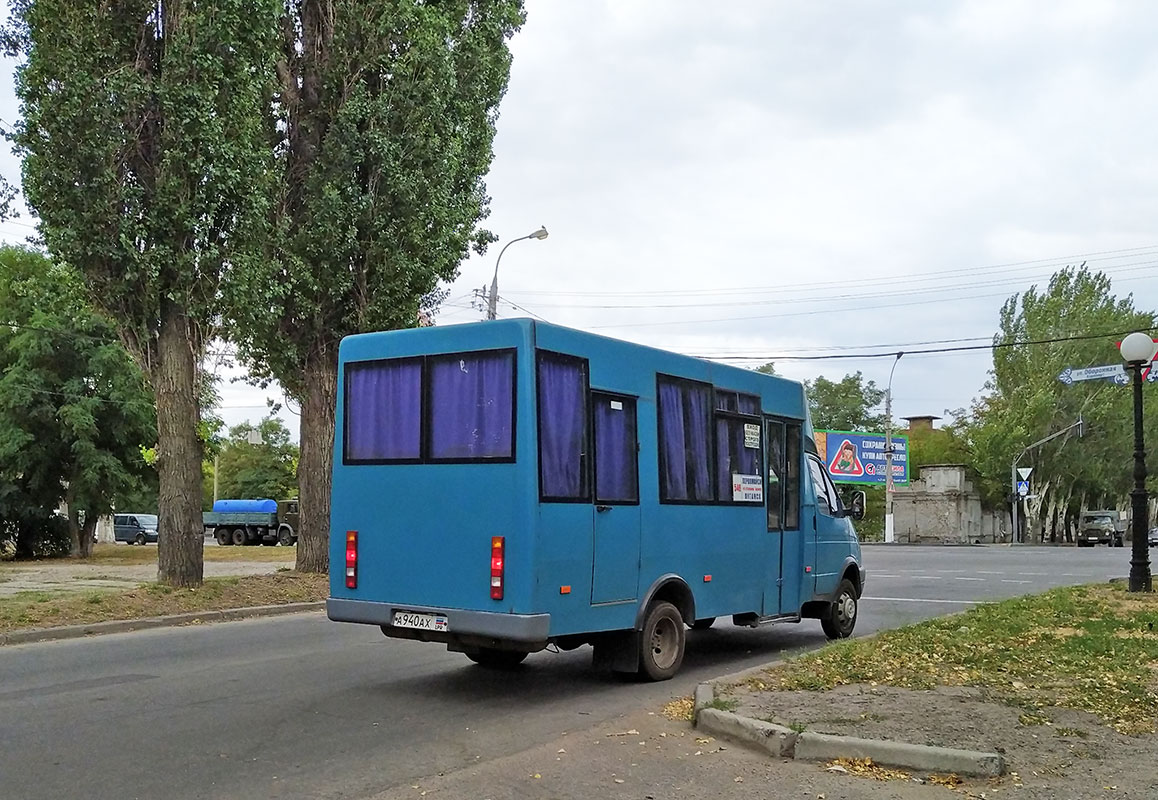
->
[719,680,1158,797]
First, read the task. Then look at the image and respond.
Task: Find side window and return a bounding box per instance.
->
[537,351,590,501]
[428,351,516,460]
[785,423,801,529]
[808,457,836,516]
[766,419,785,530]
[715,390,762,504]
[345,358,422,462]
[129,516,139,527]
[657,375,713,502]
[114,515,125,526]
[594,394,639,503]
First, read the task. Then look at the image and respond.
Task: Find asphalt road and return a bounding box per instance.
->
[0,545,1133,800]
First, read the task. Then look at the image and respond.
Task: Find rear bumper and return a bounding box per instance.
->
[327,598,551,645]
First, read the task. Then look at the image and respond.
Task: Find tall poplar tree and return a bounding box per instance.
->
[225,1,525,572]
[7,0,279,585]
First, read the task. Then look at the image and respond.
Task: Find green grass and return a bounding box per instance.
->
[0,572,326,633]
[756,584,1158,735]
[704,696,739,712]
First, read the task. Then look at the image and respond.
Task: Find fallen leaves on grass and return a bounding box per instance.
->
[758,585,1158,735]
[824,757,910,781]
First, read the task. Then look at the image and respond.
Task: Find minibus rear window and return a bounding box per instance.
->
[345,358,422,462]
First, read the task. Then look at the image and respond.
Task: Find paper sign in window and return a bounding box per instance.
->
[732,473,763,502]
[743,423,760,449]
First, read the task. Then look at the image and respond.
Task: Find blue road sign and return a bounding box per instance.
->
[1017,480,1030,496]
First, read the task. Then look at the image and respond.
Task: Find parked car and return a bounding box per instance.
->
[113,513,159,545]
[1148,527,1158,548]
[1078,511,1125,547]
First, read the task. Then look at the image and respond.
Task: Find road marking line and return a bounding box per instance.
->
[937,570,967,574]
[954,577,986,582]
[976,571,1004,575]
[1002,580,1031,584]
[910,576,939,580]
[862,596,979,605]
[1018,572,1047,576]
[872,574,901,578]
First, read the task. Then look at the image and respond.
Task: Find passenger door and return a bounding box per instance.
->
[764,419,802,616]
[807,455,849,598]
[590,392,641,604]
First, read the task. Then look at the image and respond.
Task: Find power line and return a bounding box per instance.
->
[506,244,1158,299]
[704,327,1158,362]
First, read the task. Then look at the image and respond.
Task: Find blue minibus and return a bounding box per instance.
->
[327,319,865,681]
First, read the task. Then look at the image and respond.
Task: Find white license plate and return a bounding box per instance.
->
[393,611,449,632]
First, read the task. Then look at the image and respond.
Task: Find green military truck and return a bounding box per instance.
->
[1078,510,1125,547]
[203,499,300,546]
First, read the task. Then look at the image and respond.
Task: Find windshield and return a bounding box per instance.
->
[1083,514,1114,525]
[136,515,159,528]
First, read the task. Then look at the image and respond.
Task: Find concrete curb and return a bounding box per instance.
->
[0,601,325,646]
[692,681,1005,777]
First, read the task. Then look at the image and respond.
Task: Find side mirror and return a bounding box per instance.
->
[846,490,866,521]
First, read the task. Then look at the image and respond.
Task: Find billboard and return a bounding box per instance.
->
[815,430,909,486]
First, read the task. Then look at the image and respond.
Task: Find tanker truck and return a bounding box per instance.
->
[203,499,300,546]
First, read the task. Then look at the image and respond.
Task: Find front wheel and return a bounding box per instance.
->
[134,533,146,546]
[821,579,858,640]
[639,601,686,681]
[466,648,528,669]
[278,527,295,546]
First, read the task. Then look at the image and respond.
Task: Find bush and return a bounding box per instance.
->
[0,513,71,559]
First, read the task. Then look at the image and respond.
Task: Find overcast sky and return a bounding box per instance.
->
[2,1,1156,440]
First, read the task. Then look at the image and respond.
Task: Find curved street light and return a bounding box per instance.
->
[1120,331,1156,592]
[487,226,549,321]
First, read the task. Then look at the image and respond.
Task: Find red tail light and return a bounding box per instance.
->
[490,536,504,601]
[345,531,358,589]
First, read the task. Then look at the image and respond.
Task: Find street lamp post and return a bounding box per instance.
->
[487,226,549,321]
[1120,331,1155,592]
[884,352,903,543]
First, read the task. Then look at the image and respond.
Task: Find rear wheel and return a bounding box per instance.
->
[821,578,858,640]
[215,530,229,546]
[230,528,247,546]
[690,617,716,631]
[639,601,685,681]
[465,648,528,669]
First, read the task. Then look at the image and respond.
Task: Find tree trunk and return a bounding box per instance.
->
[80,514,97,557]
[65,483,82,558]
[154,304,205,587]
[296,345,337,574]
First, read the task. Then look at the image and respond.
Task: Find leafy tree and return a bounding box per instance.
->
[214,417,299,502]
[755,362,777,375]
[7,0,280,584]
[224,1,525,572]
[804,372,888,432]
[0,246,155,558]
[962,267,1155,541]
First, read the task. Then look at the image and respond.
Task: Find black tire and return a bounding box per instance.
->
[639,601,685,681]
[1115,538,1124,548]
[134,533,146,546]
[215,530,229,546]
[465,648,528,669]
[230,528,247,547]
[821,578,858,640]
[278,527,294,547]
[690,617,716,631]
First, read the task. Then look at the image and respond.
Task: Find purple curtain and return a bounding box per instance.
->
[738,393,760,415]
[595,398,637,502]
[346,360,422,460]
[430,352,514,459]
[658,379,711,501]
[658,381,688,499]
[538,355,587,498]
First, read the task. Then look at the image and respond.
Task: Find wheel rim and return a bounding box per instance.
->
[650,616,679,670]
[836,592,856,628]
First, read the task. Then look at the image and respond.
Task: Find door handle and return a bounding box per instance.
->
[596,505,612,513]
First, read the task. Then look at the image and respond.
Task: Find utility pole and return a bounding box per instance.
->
[884,352,903,543]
